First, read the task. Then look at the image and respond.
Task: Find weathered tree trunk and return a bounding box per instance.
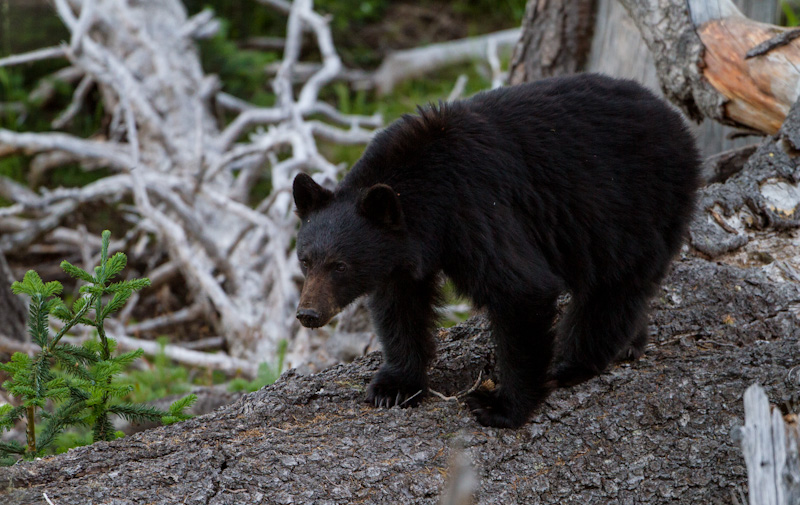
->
[507,0,596,83]
[509,0,782,156]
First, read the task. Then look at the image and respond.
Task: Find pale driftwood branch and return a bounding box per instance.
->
[373,28,520,95]
[486,37,504,89]
[294,0,341,110]
[264,61,372,87]
[307,120,374,145]
[215,92,256,113]
[51,74,95,129]
[0,334,33,357]
[125,303,206,335]
[0,129,135,171]
[180,9,220,40]
[735,384,800,505]
[447,74,469,102]
[0,0,385,372]
[177,336,225,351]
[0,46,67,68]
[112,330,259,378]
[306,102,382,129]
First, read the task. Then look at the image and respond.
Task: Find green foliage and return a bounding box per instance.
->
[451,0,527,28]
[783,1,800,26]
[229,339,287,393]
[0,230,196,464]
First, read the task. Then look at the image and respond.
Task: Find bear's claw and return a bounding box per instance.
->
[367,385,424,408]
[366,369,427,408]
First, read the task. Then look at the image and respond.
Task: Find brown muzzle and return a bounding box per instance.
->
[296,274,340,328]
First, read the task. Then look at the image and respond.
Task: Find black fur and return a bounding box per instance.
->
[293,73,701,428]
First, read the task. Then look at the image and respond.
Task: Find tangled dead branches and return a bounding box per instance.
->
[0,0,381,375]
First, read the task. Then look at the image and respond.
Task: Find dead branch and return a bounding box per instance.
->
[0,0,382,374]
[372,28,520,95]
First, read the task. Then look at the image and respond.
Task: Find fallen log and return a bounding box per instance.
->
[1,251,799,503]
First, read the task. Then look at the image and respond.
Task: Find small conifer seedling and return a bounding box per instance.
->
[0,230,196,463]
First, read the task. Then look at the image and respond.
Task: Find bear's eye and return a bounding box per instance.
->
[334,262,347,273]
[300,259,310,270]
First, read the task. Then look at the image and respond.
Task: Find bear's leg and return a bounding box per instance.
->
[366,274,439,408]
[466,285,560,428]
[550,285,650,387]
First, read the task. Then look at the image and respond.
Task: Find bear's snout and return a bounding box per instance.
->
[296,274,340,328]
[296,308,323,328]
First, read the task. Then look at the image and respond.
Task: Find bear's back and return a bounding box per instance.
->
[342,74,700,294]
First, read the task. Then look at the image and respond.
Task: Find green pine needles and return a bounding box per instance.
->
[0,230,196,464]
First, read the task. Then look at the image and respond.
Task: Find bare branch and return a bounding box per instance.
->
[125,303,206,335]
[51,74,95,129]
[447,74,469,102]
[0,0,385,370]
[373,28,521,95]
[0,46,67,68]
[0,129,135,171]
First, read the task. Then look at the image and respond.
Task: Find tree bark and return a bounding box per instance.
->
[509,0,784,156]
[0,244,799,503]
[507,0,596,83]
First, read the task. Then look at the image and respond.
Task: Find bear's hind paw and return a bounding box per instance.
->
[465,388,529,429]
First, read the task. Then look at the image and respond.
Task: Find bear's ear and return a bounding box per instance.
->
[359,184,405,231]
[293,173,333,219]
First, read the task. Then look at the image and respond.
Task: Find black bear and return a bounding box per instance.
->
[292,73,700,429]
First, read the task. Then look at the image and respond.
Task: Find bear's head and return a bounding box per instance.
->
[292,173,409,328]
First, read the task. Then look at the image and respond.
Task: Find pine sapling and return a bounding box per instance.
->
[0,230,196,463]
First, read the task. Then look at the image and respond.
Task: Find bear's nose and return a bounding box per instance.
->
[296,308,322,328]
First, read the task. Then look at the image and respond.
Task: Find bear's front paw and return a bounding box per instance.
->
[465,388,529,429]
[548,360,598,388]
[366,369,427,408]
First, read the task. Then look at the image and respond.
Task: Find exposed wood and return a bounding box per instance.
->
[510,0,781,156]
[736,384,800,505]
[697,16,800,134]
[613,0,797,135]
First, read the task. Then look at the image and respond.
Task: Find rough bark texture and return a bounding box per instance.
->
[689,108,800,259]
[0,245,799,503]
[509,0,780,156]
[508,0,596,83]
